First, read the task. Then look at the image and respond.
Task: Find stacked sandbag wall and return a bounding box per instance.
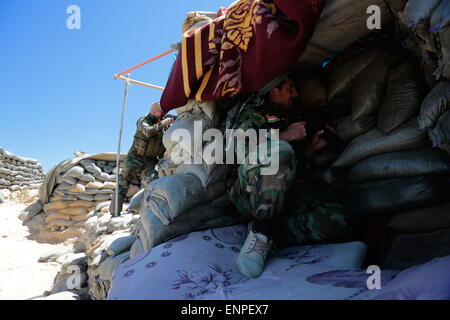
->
[42,159,123,235]
[0,148,45,191]
[304,20,450,268]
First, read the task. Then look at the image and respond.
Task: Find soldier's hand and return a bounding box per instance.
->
[280,121,307,142]
[305,130,328,156]
[161,118,174,127]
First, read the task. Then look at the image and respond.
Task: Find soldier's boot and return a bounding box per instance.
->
[109,195,125,215]
[237,222,273,279]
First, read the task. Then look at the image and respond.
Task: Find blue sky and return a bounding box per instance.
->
[0,0,228,171]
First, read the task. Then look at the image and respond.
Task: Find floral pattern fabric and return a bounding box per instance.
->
[108,224,450,300]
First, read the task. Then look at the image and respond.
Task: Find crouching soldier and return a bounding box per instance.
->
[227,77,356,279]
[110,102,174,214]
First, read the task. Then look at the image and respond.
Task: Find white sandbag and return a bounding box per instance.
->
[80,159,102,175]
[128,189,144,213]
[174,164,228,188]
[65,166,85,179]
[61,176,77,185]
[96,251,130,282]
[77,173,95,183]
[106,235,137,257]
[145,174,226,225]
[18,200,43,222]
[62,253,88,269]
[129,237,145,259]
[139,200,240,250]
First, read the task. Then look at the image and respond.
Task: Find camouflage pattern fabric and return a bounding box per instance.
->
[275,180,356,247]
[118,154,158,197]
[227,98,356,247]
[229,139,297,221]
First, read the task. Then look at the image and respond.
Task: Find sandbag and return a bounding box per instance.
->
[388,202,450,234]
[174,164,228,188]
[383,228,450,270]
[418,80,450,129]
[351,52,399,120]
[96,251,130,282]
[403,0,442,26]
[80,159,102,175]
[18,200,43,222]
[344,175,449,216]
[105,235,137,257]
[129,237,145,259]
[43,200,68,213]
[327,46,383,100]
[85,181,103,189]
[430,110,450,147]
[61,176,77,185]
[139,201,241,249]
[378,62,424,133]
[78,173,95,183]
[65,166,85,178]
[334,115,376,142]
[95,193,112,202]
[348,148,450,183]
[45,212,71,224]
[77,194,95,202]
[60,207,89,216]
[68,183,86,193]
[128,189,144,213]
[430,0,450,31]
[333,119,430,168]
[145,173,226,225]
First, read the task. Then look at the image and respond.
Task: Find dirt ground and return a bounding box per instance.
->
[0,200,72,300]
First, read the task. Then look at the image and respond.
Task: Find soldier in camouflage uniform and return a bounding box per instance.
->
[228,78,355,278]
[110,102,173,214]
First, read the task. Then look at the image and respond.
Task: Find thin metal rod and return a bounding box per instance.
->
[117,48,175,76]
[114,74,165,91]
[114,73,130,217]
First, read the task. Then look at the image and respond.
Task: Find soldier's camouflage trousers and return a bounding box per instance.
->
[229,140,355,247]
[118,152,159,197]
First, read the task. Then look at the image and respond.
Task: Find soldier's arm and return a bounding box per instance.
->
[137,117,163,138]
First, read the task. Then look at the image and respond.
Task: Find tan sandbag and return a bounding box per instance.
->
[71,211,94,222]
[85,181,103,189]
[45,212,71,224]
[67,200,97,208]
[60,207,89,215]
[68,183,86,193]
[102,182,116,190]
[44,201,68,213]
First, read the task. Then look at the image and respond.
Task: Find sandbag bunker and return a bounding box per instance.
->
[21,153,133,242]
[38,0,450,300]
[0,148,45,191]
